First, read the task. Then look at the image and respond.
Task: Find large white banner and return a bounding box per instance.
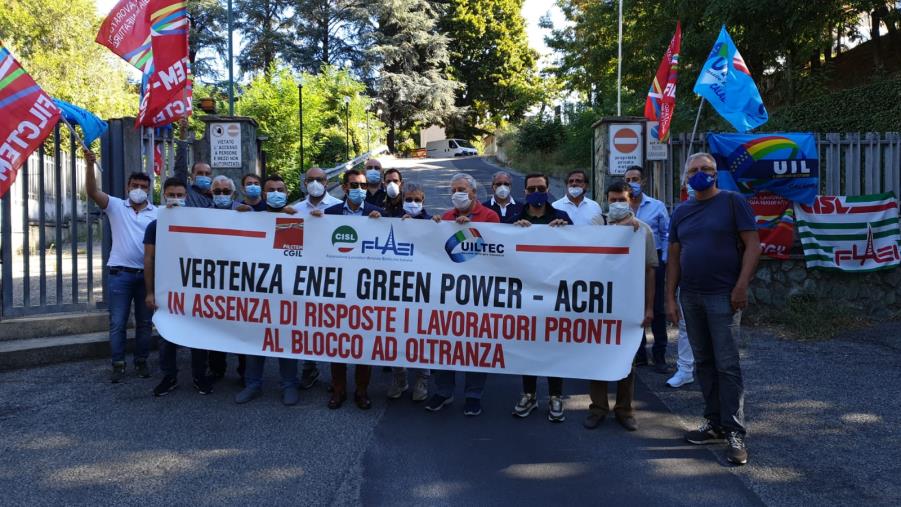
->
[153,208,646,381]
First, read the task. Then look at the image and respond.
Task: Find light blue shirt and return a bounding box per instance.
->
[343,201,364,216]
[635,193,670,261]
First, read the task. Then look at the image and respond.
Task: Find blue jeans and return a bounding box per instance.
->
[244,355,299,390]
[108,269,152,364]
[158,339,208,380]
[680,290,745,435]
[433,370,487,399]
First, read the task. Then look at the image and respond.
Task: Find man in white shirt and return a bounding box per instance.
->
[296,167,341,215]
[84,149,158,383]
[482,171,523,224]
[552,170,602,225]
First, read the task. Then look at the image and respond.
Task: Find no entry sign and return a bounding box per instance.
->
[608,124,643,175]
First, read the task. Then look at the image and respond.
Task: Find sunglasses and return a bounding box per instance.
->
[365,166,380,170]
[347,182,365,189]
[526,186,548,193]
[404,197,423,203]
[305,177,327,183]
[212,189,233,195]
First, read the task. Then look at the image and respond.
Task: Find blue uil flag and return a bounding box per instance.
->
[693,26,768,133]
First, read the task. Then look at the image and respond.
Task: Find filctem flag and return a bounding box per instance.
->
[794,193,901,272]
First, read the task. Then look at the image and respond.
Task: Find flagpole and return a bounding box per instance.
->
[686,97,705,157]
[617,0,623,116]
[58,116,103,173]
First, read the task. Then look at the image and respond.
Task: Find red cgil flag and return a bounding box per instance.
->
[0,41,61,199]
[95,0,154,72]
[644,22,681,143]
[136,0,193,127]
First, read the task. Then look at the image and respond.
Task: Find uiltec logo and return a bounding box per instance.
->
[332,225,358,253]
[273,218,303,256]
[444,228,504,263]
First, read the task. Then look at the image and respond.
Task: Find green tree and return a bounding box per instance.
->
[236,63,380,198]
[236,0,294,78]
[369,0,461,152]
[0,0,137,119]
[288,0,373,79]
[188,0,228,83]
[439,0,542,136]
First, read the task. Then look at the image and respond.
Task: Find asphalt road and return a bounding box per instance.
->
[0,157,763,506]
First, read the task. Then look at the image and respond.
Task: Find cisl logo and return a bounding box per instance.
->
[273,218,303,257]
[332,225,358,253]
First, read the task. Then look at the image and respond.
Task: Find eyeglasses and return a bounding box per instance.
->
[365,166,380,170]
[526,186,548,193]
[493,182,511,187]
[305,177,326,183]
[347,182,365,189]
[688,166,716,173]
[404,197,423,203]
[567,179,585,184]
[212,189,233,196]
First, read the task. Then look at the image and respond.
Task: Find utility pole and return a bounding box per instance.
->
[298,77,304,173]
[227,0,235,115]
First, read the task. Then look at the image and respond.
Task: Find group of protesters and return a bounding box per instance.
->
[82,149,760,466]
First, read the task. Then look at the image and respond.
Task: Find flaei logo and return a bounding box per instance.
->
[273,218,304,257]
[362,225,414,256]
[444,228,504,263]
[332,225,358,253]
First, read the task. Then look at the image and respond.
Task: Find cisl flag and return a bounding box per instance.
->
[137,0,193,127]
[644,22,681,142]
[795,193,901,272]
[0,42,61,199]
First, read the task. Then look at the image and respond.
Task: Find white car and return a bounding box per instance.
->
[426,139,478,157]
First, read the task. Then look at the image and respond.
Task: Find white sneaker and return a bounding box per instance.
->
[387,373,409,399]
[547,395,565,422]
[666,370,694,388]
[512,393,537,418]
[412,375,429,402]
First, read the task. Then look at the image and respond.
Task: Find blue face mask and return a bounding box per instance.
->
[347,188,367,205]
[266,191,287,209]
[244,184,261,198]
[688,171,716,192]
[213,194,233,209]
[366,169,381,184]
[628,181,642,197]
[194,175,212,190]
[526,191,548,208]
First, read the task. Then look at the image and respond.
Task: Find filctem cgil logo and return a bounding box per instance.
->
[332,225,358,253]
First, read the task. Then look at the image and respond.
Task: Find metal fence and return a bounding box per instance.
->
[649,132,901,209]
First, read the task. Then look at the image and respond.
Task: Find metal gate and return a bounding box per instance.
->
[0,118,180,319]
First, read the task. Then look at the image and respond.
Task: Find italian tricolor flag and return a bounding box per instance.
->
[795,193,901,272]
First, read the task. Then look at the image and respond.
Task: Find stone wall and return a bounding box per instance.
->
[747,258,901,319]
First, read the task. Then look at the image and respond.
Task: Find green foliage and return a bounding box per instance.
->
[289,0,373,79]
[440,0,542,134]
[766,75,901,132]
[188,0,228,82]
[369,0,461,152]
[0,0,137,119]
[235,63,382,198]
[503,108,600,177]
[515,118,565,153]
[235,0,293,78]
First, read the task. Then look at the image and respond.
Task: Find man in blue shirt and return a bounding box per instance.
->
[624,165,671,372]
[666,152,760,466]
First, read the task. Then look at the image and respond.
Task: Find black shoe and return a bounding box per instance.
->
[685,420,726,444]
[300,367,320,390]
[193,376,214,395]
[135,359,151,379]
[726,432,749,465]
[615,413,638,431]
[110,361,126,384]
[653,362,671,374]
[424,394,454,412]
[583,412,606,429]
[463,397,482,416]
[153,375,178,397]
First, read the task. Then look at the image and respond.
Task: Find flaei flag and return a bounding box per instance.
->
[693,26,768,132]
[0,42,61,199]
[795,193,901,272]
[53,99,108,146]
[644,22,681,142]
[95,0,154,72]
[137,0,193,127]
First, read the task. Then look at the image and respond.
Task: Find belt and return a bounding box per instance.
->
[109,266,143,274]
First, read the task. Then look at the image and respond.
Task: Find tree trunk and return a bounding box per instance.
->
[872,9,883,69]
[387,118,397,153]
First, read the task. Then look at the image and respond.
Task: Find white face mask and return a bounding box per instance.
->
[403,201,423,216]
[452,191,472,210]
[568,186,584,198]
[306,180,325,198]
[608,201,632,222]
[494,184,511,200]
[165,197,185,207]
[129,188,148,204]
[386,182,400,199]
